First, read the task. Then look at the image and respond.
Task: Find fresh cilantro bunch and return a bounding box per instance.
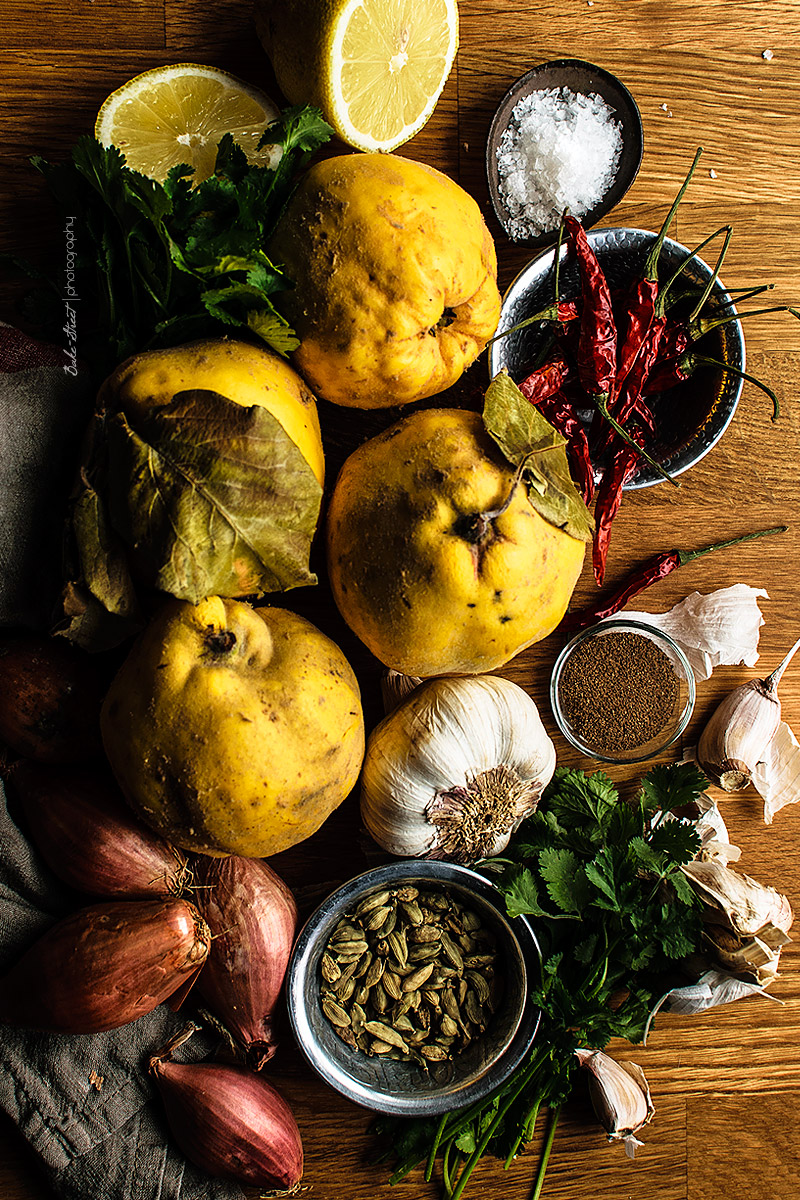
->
[373,762,709,1200]
[20,106,332,378]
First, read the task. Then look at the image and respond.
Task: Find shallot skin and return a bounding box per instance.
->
[0,899,210,1033]
[12,760,190,898]
[150,1057,303,1189]
[195,856,298,1069]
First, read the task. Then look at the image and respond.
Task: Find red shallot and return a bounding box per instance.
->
[194,856,298,1069]
[11,760,191,898]
[150,1030,303,1190]
[0,898,210,1033]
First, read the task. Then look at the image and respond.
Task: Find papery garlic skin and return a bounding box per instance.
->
[681,859,793,984]
[360,675,555,863]
[574,1049,654,1158]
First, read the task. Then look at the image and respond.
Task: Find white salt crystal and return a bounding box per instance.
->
[495,86,623,240]
[762,48,774,61]
[709,168,718,178]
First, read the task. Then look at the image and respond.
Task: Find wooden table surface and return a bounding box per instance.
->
[2,2,800,1199]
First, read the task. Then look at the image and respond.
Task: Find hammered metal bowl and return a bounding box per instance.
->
[286,860,541,1116]
[488,227,746,488]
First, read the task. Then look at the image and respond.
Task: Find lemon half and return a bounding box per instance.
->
[95,63,281,183]
[257,0,459,152]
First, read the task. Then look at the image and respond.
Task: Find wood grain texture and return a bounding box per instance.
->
[1,1,799,1199]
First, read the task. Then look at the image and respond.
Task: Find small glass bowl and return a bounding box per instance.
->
[285,860,541,1116]
[550,618,696,763]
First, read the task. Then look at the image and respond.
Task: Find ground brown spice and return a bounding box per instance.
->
[558,630,679,752]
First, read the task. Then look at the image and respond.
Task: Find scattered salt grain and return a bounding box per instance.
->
[709,168,718,179]
[762,48,774,61]
[496,87,623,240]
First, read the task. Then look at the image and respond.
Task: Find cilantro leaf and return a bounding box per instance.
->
[501,866,551,919]
[23,106,333,379]
[538,847,590,913]
[649,819,702,865]
[640,761,710,814]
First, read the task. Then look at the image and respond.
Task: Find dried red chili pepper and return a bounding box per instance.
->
[562,524,788,632]
[536,388,595,506]
[591,440,642,585]
[615,147,703,390]
[518,353,573,405]
[565,215,675,486]
[595,223,734,459]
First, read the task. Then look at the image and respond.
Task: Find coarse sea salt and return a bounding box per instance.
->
[496,86,623,240]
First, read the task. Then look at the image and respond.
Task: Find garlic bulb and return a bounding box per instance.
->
[697,634,800,791]
[360,675,555,863]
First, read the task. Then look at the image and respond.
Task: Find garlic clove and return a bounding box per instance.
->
[575,1049,654,1154]
[697,635,800,791]
[697,679,781,791]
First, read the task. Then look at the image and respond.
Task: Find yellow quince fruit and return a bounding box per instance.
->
[268,153,501,408]
[100,597,365,857]
[326,408,586,676]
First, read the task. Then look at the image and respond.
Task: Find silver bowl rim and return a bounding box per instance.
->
[286,859,542,1115]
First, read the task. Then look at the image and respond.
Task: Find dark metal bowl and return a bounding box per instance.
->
[286,860,541,1116]
[486,59,643,250]
[488,227,746,489]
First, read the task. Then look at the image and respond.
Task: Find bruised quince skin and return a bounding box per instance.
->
[326,409,585,677]
[100,598,365,857]
[101,338,325,487]
[268,154,501,409]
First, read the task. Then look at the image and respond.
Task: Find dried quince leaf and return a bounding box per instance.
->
[483,370,594,543]
[72,470,141,621]
[104,388,322,604]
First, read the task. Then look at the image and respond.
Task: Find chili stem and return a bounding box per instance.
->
[643,147,703,279]
[691,352,780,421]
[486,303,562,347]
[693,304,790,338]
[529,1106,562,1200]
[657,225,730,315]
[677,523,788,563]
[594,393,679,486]
[688,224,733,323]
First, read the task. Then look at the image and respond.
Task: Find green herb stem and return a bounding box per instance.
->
[448,1056,546,1200]
[529,1106,561,1200]
[426,1113,450,1182]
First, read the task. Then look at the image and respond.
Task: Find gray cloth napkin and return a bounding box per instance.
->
[0,324,246,1200]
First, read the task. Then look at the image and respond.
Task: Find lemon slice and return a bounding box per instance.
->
[95,64,281,183]
[257,0,459,152]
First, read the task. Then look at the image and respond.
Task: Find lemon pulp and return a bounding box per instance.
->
[330,0,458,150]
[95,64,281,183]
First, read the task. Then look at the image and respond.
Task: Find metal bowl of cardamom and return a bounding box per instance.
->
[286,859,541,1116]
